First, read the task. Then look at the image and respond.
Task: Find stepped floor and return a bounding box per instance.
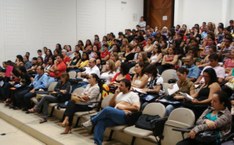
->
[0,103,126,145]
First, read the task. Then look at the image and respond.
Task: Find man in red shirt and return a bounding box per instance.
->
[101,44,110,61]
[49,54,67,78]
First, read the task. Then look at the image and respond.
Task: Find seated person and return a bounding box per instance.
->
[6,66,32,107]
[49,54,67,78]
[28,73,71,123]
[224,49,234,74]
[109,62,131,92]
[100,44,110,62]
[197,45,217,68]
[27,57,38,76]
[177,91,232,145]
[75,52,89,71]
[74,58,100,88]
[143,37,154,53]
[183,68,221,119]
[61,49,71,65]
[100,60,116,84]
[182,55,200,82]
[164,67,195,116]
[77,58,100,78]
[59,74,100,134]
[0,61,14,81]
[66,51,81,72]
[131,62,149,89]
[195,53,225,84]
[14,66,49,111]
[82,79,140,145]
[160,47,179,74]
[138,64,163,108]
[149,44,162,64]
[143,64,162,95]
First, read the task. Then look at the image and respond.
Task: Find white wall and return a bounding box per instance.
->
[174,0,234,29]
[0,0,143,63]
[77,0,143,42]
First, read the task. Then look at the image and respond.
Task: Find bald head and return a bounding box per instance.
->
[89,58,96,68]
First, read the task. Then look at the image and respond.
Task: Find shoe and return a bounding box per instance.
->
[39,118,47,124]
[28,108,37,113]
[82,120,93,128]
[60,126,72,134]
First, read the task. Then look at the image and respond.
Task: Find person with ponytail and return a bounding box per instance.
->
[59,73,100,134]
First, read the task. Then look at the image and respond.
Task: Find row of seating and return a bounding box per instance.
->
[33,80,198,145]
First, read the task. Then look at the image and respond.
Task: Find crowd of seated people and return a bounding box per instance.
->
[0,19,233,145]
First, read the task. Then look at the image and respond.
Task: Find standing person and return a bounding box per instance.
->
[82,79,140,145]
[138,16,146,30]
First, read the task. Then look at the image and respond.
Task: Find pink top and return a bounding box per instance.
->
[224,59,234,69]
[5,65,13,78]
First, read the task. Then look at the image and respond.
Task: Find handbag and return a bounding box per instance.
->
[125,111,142,126]
[195,130,218,143]
[135,114,167,135]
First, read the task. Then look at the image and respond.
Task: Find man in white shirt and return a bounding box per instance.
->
[74,58,100,88]
[77,58,100,79]
[82,79,140,145]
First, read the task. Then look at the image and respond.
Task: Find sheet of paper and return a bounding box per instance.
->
[179,92,193,100]
[167,83,179,95]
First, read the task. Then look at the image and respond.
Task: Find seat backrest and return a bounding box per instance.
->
[48,81,58,92]
[68,71,77,79]
[168,108,195,126]
[143,102,166,118]
[161,108,195,145]
[161,69,178,83]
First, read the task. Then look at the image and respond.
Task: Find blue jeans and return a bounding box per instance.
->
[91,106,126,145]
[165,104,175,116]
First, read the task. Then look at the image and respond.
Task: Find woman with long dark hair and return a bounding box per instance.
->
[131,62,148,89]
[183,68,221,119]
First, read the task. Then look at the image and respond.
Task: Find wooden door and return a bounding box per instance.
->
[144,0,174,29]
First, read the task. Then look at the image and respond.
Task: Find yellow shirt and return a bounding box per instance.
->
[79,60,89,68]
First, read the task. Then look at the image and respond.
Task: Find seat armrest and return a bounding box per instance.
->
[172,127,192,133]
